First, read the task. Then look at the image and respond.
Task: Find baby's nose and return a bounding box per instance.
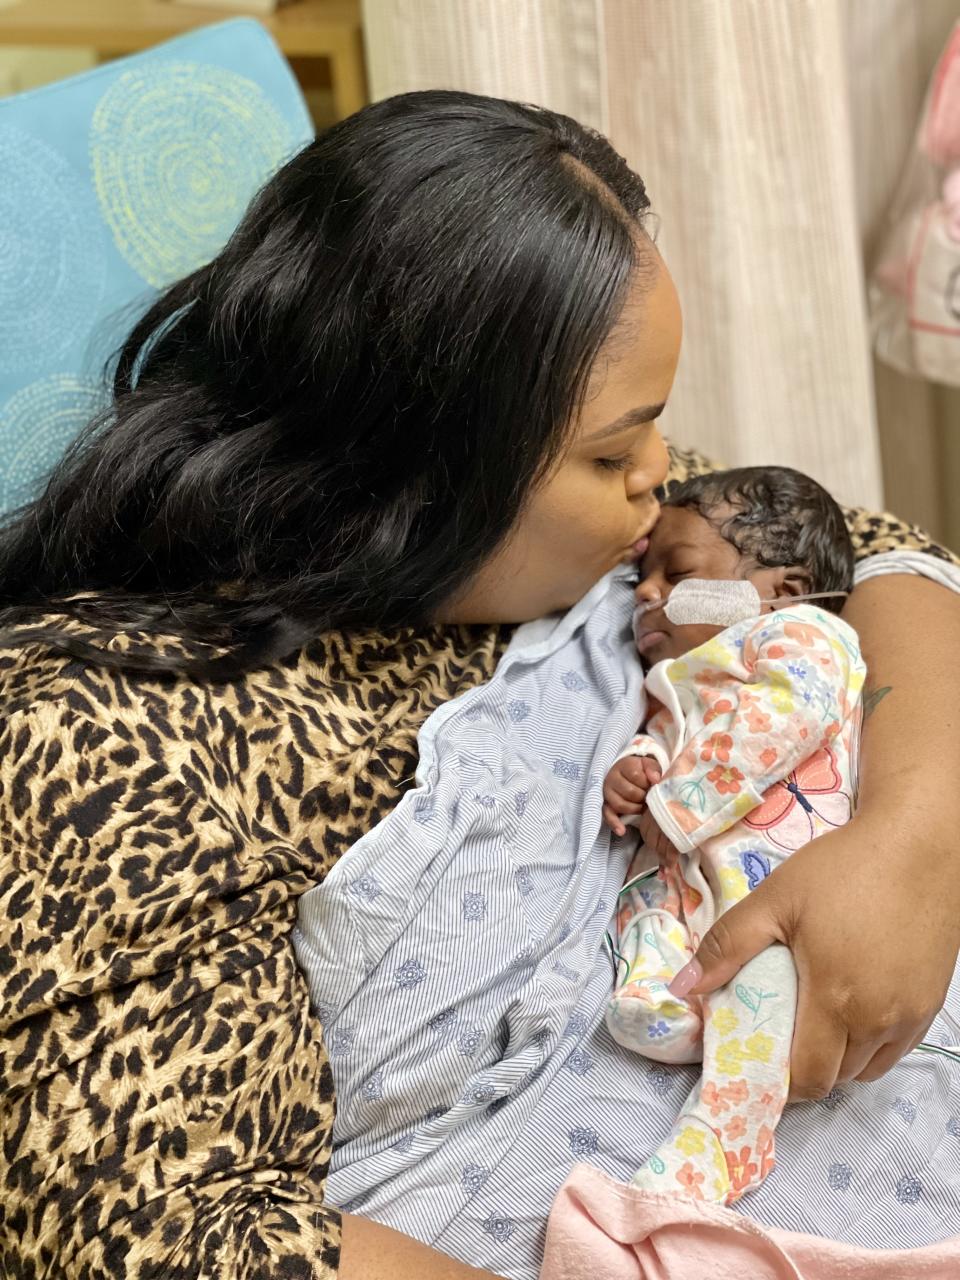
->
[634,578,664,606]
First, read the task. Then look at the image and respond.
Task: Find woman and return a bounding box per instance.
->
[0,91,957,1280]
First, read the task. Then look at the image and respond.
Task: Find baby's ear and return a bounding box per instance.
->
[776,566,814,598]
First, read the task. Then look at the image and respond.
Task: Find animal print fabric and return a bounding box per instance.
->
[0,444,955,1279]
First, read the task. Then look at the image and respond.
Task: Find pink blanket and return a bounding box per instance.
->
[541,1164,960,1280]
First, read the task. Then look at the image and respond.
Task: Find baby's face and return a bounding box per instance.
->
[633,505,769,665]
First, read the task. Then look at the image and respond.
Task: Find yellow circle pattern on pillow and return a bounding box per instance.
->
[90,62,292,288]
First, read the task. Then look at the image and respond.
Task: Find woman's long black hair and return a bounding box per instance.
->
[0,90,652,677]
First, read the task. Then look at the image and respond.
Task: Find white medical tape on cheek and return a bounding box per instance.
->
[662,578,762,627]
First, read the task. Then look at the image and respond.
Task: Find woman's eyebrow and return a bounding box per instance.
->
[586,403,666,441]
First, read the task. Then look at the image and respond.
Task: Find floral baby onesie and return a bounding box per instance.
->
[607,604,866,1204]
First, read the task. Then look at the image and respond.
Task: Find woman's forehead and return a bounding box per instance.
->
[578,261,682,438]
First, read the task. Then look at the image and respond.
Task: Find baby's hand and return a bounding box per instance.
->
[602,756,663,837]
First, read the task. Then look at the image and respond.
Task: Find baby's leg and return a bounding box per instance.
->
[631,943,796,1204]
[606,868,704,1064]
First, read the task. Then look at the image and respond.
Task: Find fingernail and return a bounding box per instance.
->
[668,960,703,998]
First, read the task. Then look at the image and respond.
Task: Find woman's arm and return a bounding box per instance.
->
[342,1215,502,1280]
[673,573,960,1098]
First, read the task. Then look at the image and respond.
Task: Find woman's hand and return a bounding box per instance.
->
[678,804,960,1100]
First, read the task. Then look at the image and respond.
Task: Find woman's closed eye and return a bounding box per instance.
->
[594,452,634,473]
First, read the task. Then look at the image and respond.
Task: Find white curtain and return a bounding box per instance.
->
[362,0,960,533]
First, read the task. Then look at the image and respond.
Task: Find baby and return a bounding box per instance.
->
[603,466,865,1205]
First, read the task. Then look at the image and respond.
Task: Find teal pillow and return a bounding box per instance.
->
[0,18,314,516]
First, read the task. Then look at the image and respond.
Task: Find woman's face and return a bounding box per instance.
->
[445,252,681,623]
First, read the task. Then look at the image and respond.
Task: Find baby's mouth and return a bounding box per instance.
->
[635,626,669,656]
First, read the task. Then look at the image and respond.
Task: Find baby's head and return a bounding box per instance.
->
[634,466,854,665]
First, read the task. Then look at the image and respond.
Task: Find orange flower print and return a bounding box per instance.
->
[700,732,733,764]
[724,1115,747,1142]
[746,706,772,734]
[676,1161,706,1199]
[759,746,778,769]
[701,1082,731,1118]
[725,1145,759,1197]
[707,765,744,795]
[756,1125,775,1158]
[703,696,736,726]
[783,621,821,648]
[720,1079,750,1107]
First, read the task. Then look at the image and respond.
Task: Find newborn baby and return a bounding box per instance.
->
[603,466,866,1205]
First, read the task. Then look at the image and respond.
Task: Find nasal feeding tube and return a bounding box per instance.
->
[633,577,850,632]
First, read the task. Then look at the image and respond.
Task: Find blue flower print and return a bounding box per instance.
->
[946,1116,960,1139]
[462,1078,498,1106]
[348,873,382,903]
[456,1023,483,1057]
[564,1011,589,1039]
[568,1126,600,1157]
[427,1007,457,1045]
[474,794,496,808]
[482,1213,516,1244]
[360,1070,383,1101]
[895,1175,922,1205]
[531,1026,553,1050]
[564,1047,595,1077]
[819,1088,844,1111]
[465,703,483,722]
[424,1106,449,1122]
[413,797,434,825]
[514,790,529,818]
[392,1133,414,1153]
[553,758,582,782]
[515,865,533,897]
[647,1020,670,1039]
[461,1163,490,1196]
[313,1001,338,1026]
[328,1025,356,1058]
[507,699,530,723]
[642,1060,672,1098]
[827,1162,852,1191]
[893,1096,917,1125]
[394,958,426,989]
[462,891,487,922]
[561,670,588,692]
[552,961,579,982]
[509,945,534,972]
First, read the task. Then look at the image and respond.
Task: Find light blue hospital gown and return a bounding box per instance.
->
[294,571,960,1280]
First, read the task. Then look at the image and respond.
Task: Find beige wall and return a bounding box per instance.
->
[0,44,95,97]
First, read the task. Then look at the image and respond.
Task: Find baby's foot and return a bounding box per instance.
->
[631,1117,731,1204]
[606,979,703,1063]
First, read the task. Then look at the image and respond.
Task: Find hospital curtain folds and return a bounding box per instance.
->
[361,0,960,544]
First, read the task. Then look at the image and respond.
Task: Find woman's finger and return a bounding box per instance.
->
[835,1037,881,1085]
[788,986,848,1102]
[855,1030,927,1084]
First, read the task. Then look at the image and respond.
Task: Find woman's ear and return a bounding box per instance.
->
[774,566,814,599]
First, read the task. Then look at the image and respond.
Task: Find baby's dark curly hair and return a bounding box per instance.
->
[663,466,854,611]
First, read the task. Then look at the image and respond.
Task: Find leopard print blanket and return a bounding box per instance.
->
[1,447,956,1278]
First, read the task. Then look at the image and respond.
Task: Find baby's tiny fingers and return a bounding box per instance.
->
[602,804,627,838]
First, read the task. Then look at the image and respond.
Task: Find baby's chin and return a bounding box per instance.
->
[636,622,725,667]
